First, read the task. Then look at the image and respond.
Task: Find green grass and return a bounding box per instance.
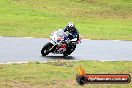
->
[0,0,132,40]
[0,61,132,88]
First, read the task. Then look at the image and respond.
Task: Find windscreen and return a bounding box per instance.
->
[55,29,68,37]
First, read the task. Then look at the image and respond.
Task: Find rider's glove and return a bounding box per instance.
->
[77,40,81,44]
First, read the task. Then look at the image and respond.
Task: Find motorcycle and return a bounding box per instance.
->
[41,29,82,56]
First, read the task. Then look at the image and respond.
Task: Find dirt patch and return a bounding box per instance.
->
[40,79,83,88]
[0,79,84,88]
[1,80,39,88]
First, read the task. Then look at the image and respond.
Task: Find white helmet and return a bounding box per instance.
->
[67,22,75,32]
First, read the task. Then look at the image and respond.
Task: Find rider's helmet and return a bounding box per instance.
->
[67,22,75,32]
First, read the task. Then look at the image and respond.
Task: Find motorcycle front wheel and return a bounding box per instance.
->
[41,42,53,56]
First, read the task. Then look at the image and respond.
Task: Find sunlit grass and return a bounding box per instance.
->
[0,0,132,40]
[0,61,132,87]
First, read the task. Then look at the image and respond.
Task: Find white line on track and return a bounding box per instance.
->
[113,40,121,41]
[24,37,34,38]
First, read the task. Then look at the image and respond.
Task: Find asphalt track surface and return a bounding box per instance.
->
[0,37,132,63]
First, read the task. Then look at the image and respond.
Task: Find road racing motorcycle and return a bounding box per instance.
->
[41,29,82,56]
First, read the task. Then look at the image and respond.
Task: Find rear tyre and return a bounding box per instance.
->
[63,52,69,56]
[63,43,76,56]
[41,42,53,56]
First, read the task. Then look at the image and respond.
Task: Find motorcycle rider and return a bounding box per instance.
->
[63,22,80,53]
[63,22,80,41]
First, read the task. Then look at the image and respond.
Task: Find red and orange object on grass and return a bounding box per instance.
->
[76,66,131,85]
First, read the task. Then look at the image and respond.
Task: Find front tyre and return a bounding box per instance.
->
[41,42,53,56]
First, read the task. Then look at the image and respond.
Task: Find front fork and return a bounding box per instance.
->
[49,40,57,52]
[50,40,68,53]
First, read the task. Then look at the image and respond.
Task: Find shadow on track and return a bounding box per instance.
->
[42,56,75,60]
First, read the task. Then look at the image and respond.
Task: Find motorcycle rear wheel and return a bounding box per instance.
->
[63,52,69,56]
[63,43,76,56]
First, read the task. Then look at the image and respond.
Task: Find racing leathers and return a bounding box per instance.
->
[63,26,80,54]
[63,26,79,41]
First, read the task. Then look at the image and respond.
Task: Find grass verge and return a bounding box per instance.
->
[0,60,132,88]
[0,0,132,40]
